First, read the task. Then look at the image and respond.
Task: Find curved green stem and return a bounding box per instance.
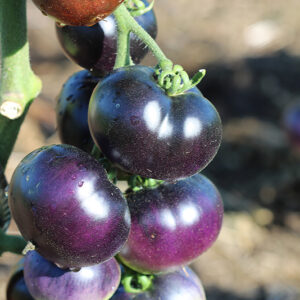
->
[0,230,27,256]
[113,4,205,96]
[114,8,132,69]
[113,3,168,69]
[0,0,42,168]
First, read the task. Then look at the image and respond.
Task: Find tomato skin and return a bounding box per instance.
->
[8,144,130,268]
[24,251,121,300]
[88,65,222,181]
[56,0,157,74]
[32,0,124,26]
[6,259,34,300]
[118,173,223,274]
[56,70,100,152]
[283,102,300,149]
[111,267,206,300]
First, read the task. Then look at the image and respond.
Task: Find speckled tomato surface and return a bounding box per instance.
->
[32,0,124,26]
[111,267,206,300]
[118,174,223,274]
[9,144,130,268]
[88,65,222,181]
[24,250,121,300]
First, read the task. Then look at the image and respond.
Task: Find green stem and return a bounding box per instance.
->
[113,3,168,69]
[114,8,132,69]
[0,0,42,168]
[0,230,27,256]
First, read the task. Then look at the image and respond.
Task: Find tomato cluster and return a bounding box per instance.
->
[7,1,223,299]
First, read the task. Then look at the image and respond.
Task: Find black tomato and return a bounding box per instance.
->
[88,65,222,181]
[55,0,157,74]
[6,259,34,300]
[283,102,300,149]
[111,267,206,300]
[118,173,223,274]
[24,251,121,300]
[32,0,124,26]
[8,144,130,268]
[56,70,100,152]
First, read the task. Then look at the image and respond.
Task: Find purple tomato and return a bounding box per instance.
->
[24,250,120,300]
[56,0,157,74]
[0,164,10,232]
[118,173,223,274]
[283,102,300,149]
[9,144,130,268]
[56,70,100,152]
[111,267,206,300]
[6,259,34,300]
[88,65,222,181]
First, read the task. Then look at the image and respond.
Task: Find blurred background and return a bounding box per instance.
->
[1,0,300,299]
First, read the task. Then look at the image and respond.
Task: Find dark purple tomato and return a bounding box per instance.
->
[88,65,222,181]
[8,144,130,268]
[6,259,34,300]
[283,102,300,149]
[111,267,206,300]
[118,174,223,274]
[24,250,121,300]
[55,1,157,74]
[0,164,10,232]
[56,70,100,152]
[32,0,124,26]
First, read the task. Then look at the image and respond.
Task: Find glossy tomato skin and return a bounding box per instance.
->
[56,2,157,74]
[24,250,121,300]
[111,267,206,300]
[88,65,222,181]
[32,0,124,26]
[118,174,223,274]
[8,144,130,268]
[56,70,100,152]
[6,259,34,300]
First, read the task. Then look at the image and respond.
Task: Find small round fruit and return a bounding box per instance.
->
[9,144,130,268]
[6,259,34,300]
[283,102,300,149]
[111,267,206,300]
[55,1,157,74]
[32,0,124,26]
[88,65,222,181]
[0,164,10,232]
[118,174,223,274]
[24,250,121,300]
[56,70,100,152]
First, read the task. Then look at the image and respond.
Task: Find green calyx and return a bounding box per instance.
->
[125,0,155,17]
[122,269,154,294]
[155,60,206,96]
[128,175,164,192]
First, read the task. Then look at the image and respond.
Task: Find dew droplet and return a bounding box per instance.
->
[71,175,77,180]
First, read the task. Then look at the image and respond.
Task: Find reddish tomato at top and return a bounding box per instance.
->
[32,0,124,26]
